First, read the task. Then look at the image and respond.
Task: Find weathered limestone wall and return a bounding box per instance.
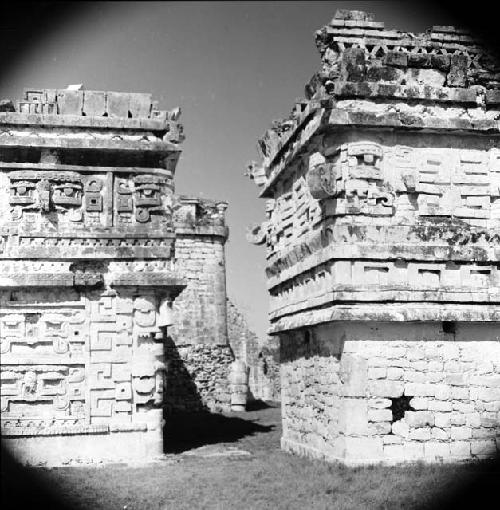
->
[167,197,234,412]
[248,10,500,464]
[281,322,500,465]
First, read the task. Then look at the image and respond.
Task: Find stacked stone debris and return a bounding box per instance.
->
[248,10,500,464]
[0,87,245,466]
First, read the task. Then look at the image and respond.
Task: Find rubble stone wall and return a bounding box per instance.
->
[164,343,233,413]
[281,322,500,465]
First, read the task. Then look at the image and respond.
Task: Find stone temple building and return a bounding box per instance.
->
[0,86,256,466]
[248,10,500,464]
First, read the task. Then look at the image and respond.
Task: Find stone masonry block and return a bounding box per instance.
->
[404,442,425,460]
[107,92,130,117]
[450,441,471,458]
[404,383,435,397]
[339,399,368,435]
[368,408,392,422]
[431,427,449,440]
[471,440,496,456]
[409,428,432,441]
[428,400,452,412]
[405,411,434,428]
[450,426,472,440]
[472,428,495,439]
[370,380,404,398]
[424,442,451,460]
[368,367,387,379]
[340,354,368,397]
[384,444,406,460]
[465,413,481,428]
[344,437,383,461]
[450,387,469,399]
[128,93,152,118]
[83,91,106,116]
[369,422,392,435]
[369,398,392,409]
[450,412,466,426]
[434,413,451,428]
[391,420,410,438]
[56,90,83,115]
[411,397,429,410]
[433,384,451,400]
[383,435,403,445]
[387,367,404,380]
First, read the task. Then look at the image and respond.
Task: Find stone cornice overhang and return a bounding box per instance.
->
[0,134,180,154]
[174,224,229,241]
[258,97,500,199]
[270,288,500,319]
[0,272,186,298]
[264,225,500,289]
[0,227,176,238]
[268,303,500,334]
[0,162,173,178]
[0,229,176,259]
[0,112,174,134]
[0,273,74,288]
[109,273,186,296]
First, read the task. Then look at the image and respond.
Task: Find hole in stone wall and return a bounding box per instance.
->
[390,395,414,423]
[442,321,456,334]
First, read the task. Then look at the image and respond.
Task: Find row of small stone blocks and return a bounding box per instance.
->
[18,89,168,120]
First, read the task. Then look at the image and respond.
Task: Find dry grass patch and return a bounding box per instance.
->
[2,404,498,510]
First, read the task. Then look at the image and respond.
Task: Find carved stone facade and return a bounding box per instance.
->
[249,11,500,464]
[0,87,242,466]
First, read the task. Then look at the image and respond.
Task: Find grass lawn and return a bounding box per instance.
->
[2,403,499,510]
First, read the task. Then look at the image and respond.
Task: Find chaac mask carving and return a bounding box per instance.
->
[8,171,84,220]
[307,142,395,217]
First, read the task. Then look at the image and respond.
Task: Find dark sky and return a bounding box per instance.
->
[1,1,495,337]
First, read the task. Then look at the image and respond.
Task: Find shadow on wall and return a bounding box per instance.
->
[1,444,69,510]
[162,335,274,453]
[163,411,274,454]
[163,335,207,415]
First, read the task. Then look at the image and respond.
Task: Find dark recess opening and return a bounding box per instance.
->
[390,395,414,423]
[442,321,456,334]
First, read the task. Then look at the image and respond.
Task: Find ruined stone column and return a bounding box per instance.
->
[0,87,186,465]
[248,11,500,464]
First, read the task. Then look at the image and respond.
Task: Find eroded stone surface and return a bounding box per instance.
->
[249,11,500,464]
